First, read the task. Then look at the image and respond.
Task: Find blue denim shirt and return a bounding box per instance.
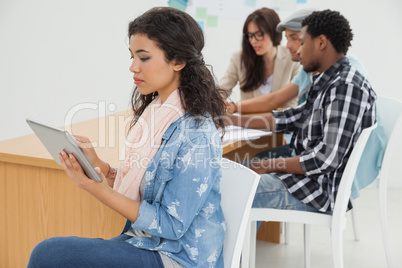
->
[122,114,225,267]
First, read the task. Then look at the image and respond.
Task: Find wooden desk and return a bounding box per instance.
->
[0,111,131,268]
[0,112,282,267]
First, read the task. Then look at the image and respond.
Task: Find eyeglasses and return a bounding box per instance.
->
[245,31,265,42]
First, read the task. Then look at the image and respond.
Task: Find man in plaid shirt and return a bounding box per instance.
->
[226,10,376,213]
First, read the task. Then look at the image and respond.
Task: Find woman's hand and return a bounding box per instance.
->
[224,100,238,114]
[72,135,100,166]
[58,151,110,193]
[58,151,140,222]
[72,135,111,180]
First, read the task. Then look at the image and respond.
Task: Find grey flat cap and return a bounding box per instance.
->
[276,8,316,32]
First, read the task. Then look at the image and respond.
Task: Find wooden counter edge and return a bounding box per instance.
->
[222,140,248,155]
[0,152,62,170]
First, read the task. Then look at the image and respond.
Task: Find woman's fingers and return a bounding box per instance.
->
[68,153,84,174]
[59,151,86,179]
[73,135,93,149]
[59,151,72,170]
[71,135,100,167]
[73,135,90,143]
[95,167,106,183]
[59,151,105,193]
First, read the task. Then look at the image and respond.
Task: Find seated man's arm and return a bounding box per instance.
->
[224,112,276,131]
[227,83,299,114]
[250,156,305,175]
[225,99,307,132]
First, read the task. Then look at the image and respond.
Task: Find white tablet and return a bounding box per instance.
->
[26,118,102,182]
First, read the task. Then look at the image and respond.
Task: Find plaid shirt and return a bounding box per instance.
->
[272,58,376,212]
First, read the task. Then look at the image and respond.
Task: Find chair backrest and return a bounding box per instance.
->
[220,158,260,268]
[377,95,402,141]
[332,123,377,222]
[376,95,402,189]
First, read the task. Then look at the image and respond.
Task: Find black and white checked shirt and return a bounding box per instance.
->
[272,57,376,212]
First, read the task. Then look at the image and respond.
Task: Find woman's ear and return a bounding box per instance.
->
[171,60,186,71]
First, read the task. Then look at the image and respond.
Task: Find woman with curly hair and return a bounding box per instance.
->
[28,7,227,268]
[220,7,301,109]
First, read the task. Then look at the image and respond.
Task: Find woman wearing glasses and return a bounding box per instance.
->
[220,8,300,110]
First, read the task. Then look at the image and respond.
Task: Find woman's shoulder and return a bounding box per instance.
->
[166,114,222,152]
[275,45,300,73]
[229,50,242,63]
[170,114,218,138]
[231,50,242,57]
[180,114,216,130]
[276,45,291,59]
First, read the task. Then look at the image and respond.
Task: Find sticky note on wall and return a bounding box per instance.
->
[245,0,257,7]
[168,0,188,11]
[206,15,218,27]
[197,20,205,31]
[196,7,207,19]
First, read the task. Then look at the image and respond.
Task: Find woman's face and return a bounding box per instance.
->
[129,34,184,103]
[246,21,274,56]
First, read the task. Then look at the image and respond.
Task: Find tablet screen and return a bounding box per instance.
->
[26,118,102,182]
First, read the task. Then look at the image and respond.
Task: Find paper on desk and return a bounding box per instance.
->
[219,125,272,143]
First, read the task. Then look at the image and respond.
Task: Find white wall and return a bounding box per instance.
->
[1,0,401,187]
[0,0,166,141]
[201,0,402,101]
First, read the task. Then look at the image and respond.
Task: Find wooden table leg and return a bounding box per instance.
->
[257,222,281,243]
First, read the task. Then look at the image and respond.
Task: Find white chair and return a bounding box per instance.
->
[220,158,260,268]
[241,123,377,268]
[350,95,402,268]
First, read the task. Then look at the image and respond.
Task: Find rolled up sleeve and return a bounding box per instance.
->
[273,104,305,133]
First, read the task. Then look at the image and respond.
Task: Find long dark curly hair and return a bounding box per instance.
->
[302,9,353,55]
[127,7,227,131]
[241,8,282,93]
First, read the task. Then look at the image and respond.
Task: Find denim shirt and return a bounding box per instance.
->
[122,114,225,268]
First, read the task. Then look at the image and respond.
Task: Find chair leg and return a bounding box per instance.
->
[331,224,344,268]
[249,221,257,268]
[350,199,361,241]
[284,222,290,244]
[241,221,257,268]
[242,222,251,268]
[303,224,311,268]
[379,181,393,268]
